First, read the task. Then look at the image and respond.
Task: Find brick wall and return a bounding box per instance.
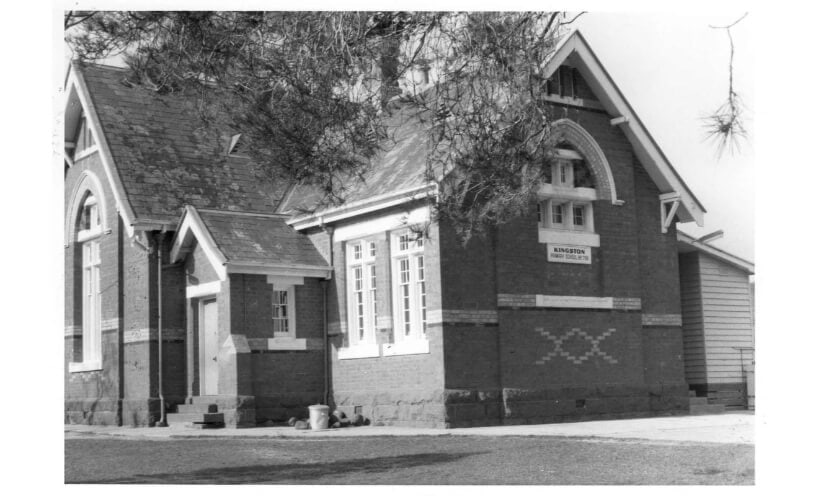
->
[65,153,190,426]
[251,351,324,422]
[64,152,123,425]
[435,105,689,426]
[324,208,448,427]
[159,237,188,406]
[223,274,327,423]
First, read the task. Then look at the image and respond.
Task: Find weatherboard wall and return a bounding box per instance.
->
[679,250,754,406]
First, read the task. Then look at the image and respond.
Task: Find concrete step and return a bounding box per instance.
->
[176,403,218,414]
[689,404,726,415]
[688,397,709,406]
[166,412,225,425]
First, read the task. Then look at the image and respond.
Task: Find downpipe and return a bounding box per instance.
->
[321,225,334,407]
[156,230,168,427]
[321,279,329,406]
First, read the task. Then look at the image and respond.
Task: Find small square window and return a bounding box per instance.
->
[369,242,376,257]
[353,244,362,260]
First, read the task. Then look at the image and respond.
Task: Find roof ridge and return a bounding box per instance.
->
[196,208,289,219]
[76,60,129,71]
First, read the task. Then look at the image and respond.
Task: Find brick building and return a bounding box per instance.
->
[65,31,738,428]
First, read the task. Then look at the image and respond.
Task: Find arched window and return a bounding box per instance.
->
[72,193,102,370]
[536,120,619,249]
[537,145,597,240]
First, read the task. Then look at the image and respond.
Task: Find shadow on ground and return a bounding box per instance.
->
[71,451,485,484]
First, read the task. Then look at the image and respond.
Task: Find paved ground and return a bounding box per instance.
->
[65,413,754,484]
[65,412,754,445]
[65,432,754,484]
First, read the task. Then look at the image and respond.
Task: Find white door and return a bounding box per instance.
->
[199,298,219,395]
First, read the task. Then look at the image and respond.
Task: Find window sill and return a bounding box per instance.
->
[382,339,429,357]
[538,229,600,247]
[68,360,102,373]
[338,343,380,360]
[538,184,598,201]
[267,337,307,351]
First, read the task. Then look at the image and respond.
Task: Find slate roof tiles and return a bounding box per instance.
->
[197,209,328,267]
[80,63,289,225]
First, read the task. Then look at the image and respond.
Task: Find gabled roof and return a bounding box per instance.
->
[286,29,706,230]
[68,28,705,234]
[677,230,754,274]
[170,206,332,280]
[66,62,289,232]
[544,31,706,225]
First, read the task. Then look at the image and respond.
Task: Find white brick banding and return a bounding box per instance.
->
[641,313,683,326]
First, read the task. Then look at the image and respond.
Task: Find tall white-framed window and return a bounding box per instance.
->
[390,231,427,341]
[72,193,102,371]
[346,239,378,347]
[272,285,296,338]
[537,151,600,247]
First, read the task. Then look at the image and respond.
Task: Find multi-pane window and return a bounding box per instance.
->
[573,205,586,227]
[347,240,377,346]
[353,267,365,339]
[77,193,102,367]
[399,258,411,336]
[82,240,101,365]
[417,255,427,335]
[82,200,98,231]
[539,156,595,233]
[551,203,564,225]
[272,288,293,336]
[77,195,102,242]
[369,264,377,328]
[391,231,427,340]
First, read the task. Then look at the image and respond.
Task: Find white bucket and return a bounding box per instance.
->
[308,404,330,430]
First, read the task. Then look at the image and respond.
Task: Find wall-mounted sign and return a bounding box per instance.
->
[547,244,592,264]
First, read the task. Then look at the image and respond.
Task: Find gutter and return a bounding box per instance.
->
[287,184,435,231]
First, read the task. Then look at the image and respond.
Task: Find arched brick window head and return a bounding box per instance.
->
[550,119,619,204]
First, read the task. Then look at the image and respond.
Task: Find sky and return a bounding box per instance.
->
[572,12,755,262]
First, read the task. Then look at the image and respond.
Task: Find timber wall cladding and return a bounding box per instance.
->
[679,250,753,406]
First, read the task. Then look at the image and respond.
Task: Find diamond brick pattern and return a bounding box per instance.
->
[535,327,618,365]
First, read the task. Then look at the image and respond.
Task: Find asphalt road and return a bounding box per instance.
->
[65,433,754,484]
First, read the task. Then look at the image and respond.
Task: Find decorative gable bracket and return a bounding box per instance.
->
[659,192,681,234]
